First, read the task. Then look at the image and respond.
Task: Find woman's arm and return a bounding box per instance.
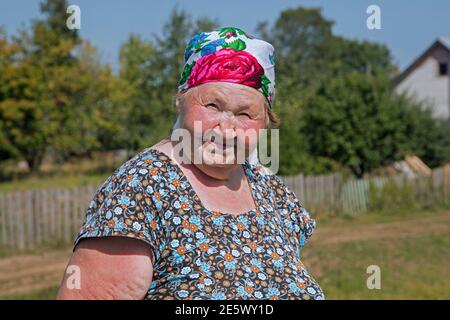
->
[56,237,153,300]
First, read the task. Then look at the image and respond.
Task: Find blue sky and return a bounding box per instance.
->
[1,1,449,72]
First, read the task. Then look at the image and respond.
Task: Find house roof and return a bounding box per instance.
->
[394,37,450,86]
[438,37,450,51]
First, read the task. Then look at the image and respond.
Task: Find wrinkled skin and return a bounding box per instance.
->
[174,82,268,180]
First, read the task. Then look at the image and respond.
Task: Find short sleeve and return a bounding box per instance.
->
[270,174,317,252]
[73,157,168,263]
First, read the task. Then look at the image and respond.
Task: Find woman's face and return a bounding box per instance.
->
[176,82,267,167]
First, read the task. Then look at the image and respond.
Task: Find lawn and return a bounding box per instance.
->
[2,286,60,300]
[0,173,109,192]
[0,152,121,192]
[305,233,449,299]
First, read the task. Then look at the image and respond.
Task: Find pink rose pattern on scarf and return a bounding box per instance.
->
[179,27,275,107]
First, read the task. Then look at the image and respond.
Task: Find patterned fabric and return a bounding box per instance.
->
[178,27,276,108]
[74,148,324,300]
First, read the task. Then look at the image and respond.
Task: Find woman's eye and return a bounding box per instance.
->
[206,103,219,110]
[238,113,251,118]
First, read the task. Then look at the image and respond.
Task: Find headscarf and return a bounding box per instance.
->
[178,27,276,108]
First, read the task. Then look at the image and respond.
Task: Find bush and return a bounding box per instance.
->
[368,175,450,213]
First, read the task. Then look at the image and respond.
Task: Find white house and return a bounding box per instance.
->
[394,37,450,119]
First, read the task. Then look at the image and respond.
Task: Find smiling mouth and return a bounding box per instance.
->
[207,141,231,148]
[207,136,236,148]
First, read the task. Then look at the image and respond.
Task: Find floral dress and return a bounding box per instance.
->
[74,148,324,300]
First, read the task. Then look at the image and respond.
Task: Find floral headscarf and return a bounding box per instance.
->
[178,27,276,108]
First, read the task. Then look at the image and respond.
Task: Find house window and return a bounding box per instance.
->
[439,62,448,76]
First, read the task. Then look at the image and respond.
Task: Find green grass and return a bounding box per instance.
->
[0,242,72,258]
[317,207,450,227]
[2,286,59,300]
[0,173,109,192]
[304,233,450,299]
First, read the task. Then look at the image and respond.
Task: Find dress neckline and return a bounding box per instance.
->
[146,147,261,218]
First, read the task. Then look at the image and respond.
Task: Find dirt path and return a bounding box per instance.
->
[0,211,449,298]
[0,249,71,297]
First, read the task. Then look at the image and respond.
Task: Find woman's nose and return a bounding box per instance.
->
[216,113,237,141]
[219,111,236,130]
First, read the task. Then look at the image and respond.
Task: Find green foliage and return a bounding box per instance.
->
[118,8,219,152]
[1,286,59,300]
[368,177,450,213]
[0,0,132,172]
[255,7,405,176]
[301,72,450,177]
[328,36,397,77]
[399,103,450,167]
[368,179,419,212]
[301,72,408,177]
[0,3,448,180]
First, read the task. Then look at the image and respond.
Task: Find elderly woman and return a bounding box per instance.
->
[57,27,324,300]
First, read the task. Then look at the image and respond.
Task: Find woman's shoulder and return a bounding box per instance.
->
[111,147,172,177]
[244,160,284,192]
[244,160,275,179]
[75,147,173,257]
[92,148,175,207]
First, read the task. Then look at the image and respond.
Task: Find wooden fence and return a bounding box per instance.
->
[0,186,97,249]
[0,166,449,249]
[283,166,450,215]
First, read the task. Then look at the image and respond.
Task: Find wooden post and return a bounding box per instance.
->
[43,188,49,243]
[26,190,34,248]
[0,193,5,246]
[36,189,41,245]
[63,188,71,243]
[16,191,25,249]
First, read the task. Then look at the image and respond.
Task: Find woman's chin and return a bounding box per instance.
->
[191,141,248,166]
[202,154,237,167]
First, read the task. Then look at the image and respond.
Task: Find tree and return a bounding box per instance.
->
[0,0,131,172]
[51,41,132,160]
[0,0,80,171]
[119,8,219,151]
[257,7,335,96]
[399,102,450,167]
[300,71,449,177]
[255,7,399,176]
[0,28,19,161]
[301,72,411,178]
[328,36,397,78]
